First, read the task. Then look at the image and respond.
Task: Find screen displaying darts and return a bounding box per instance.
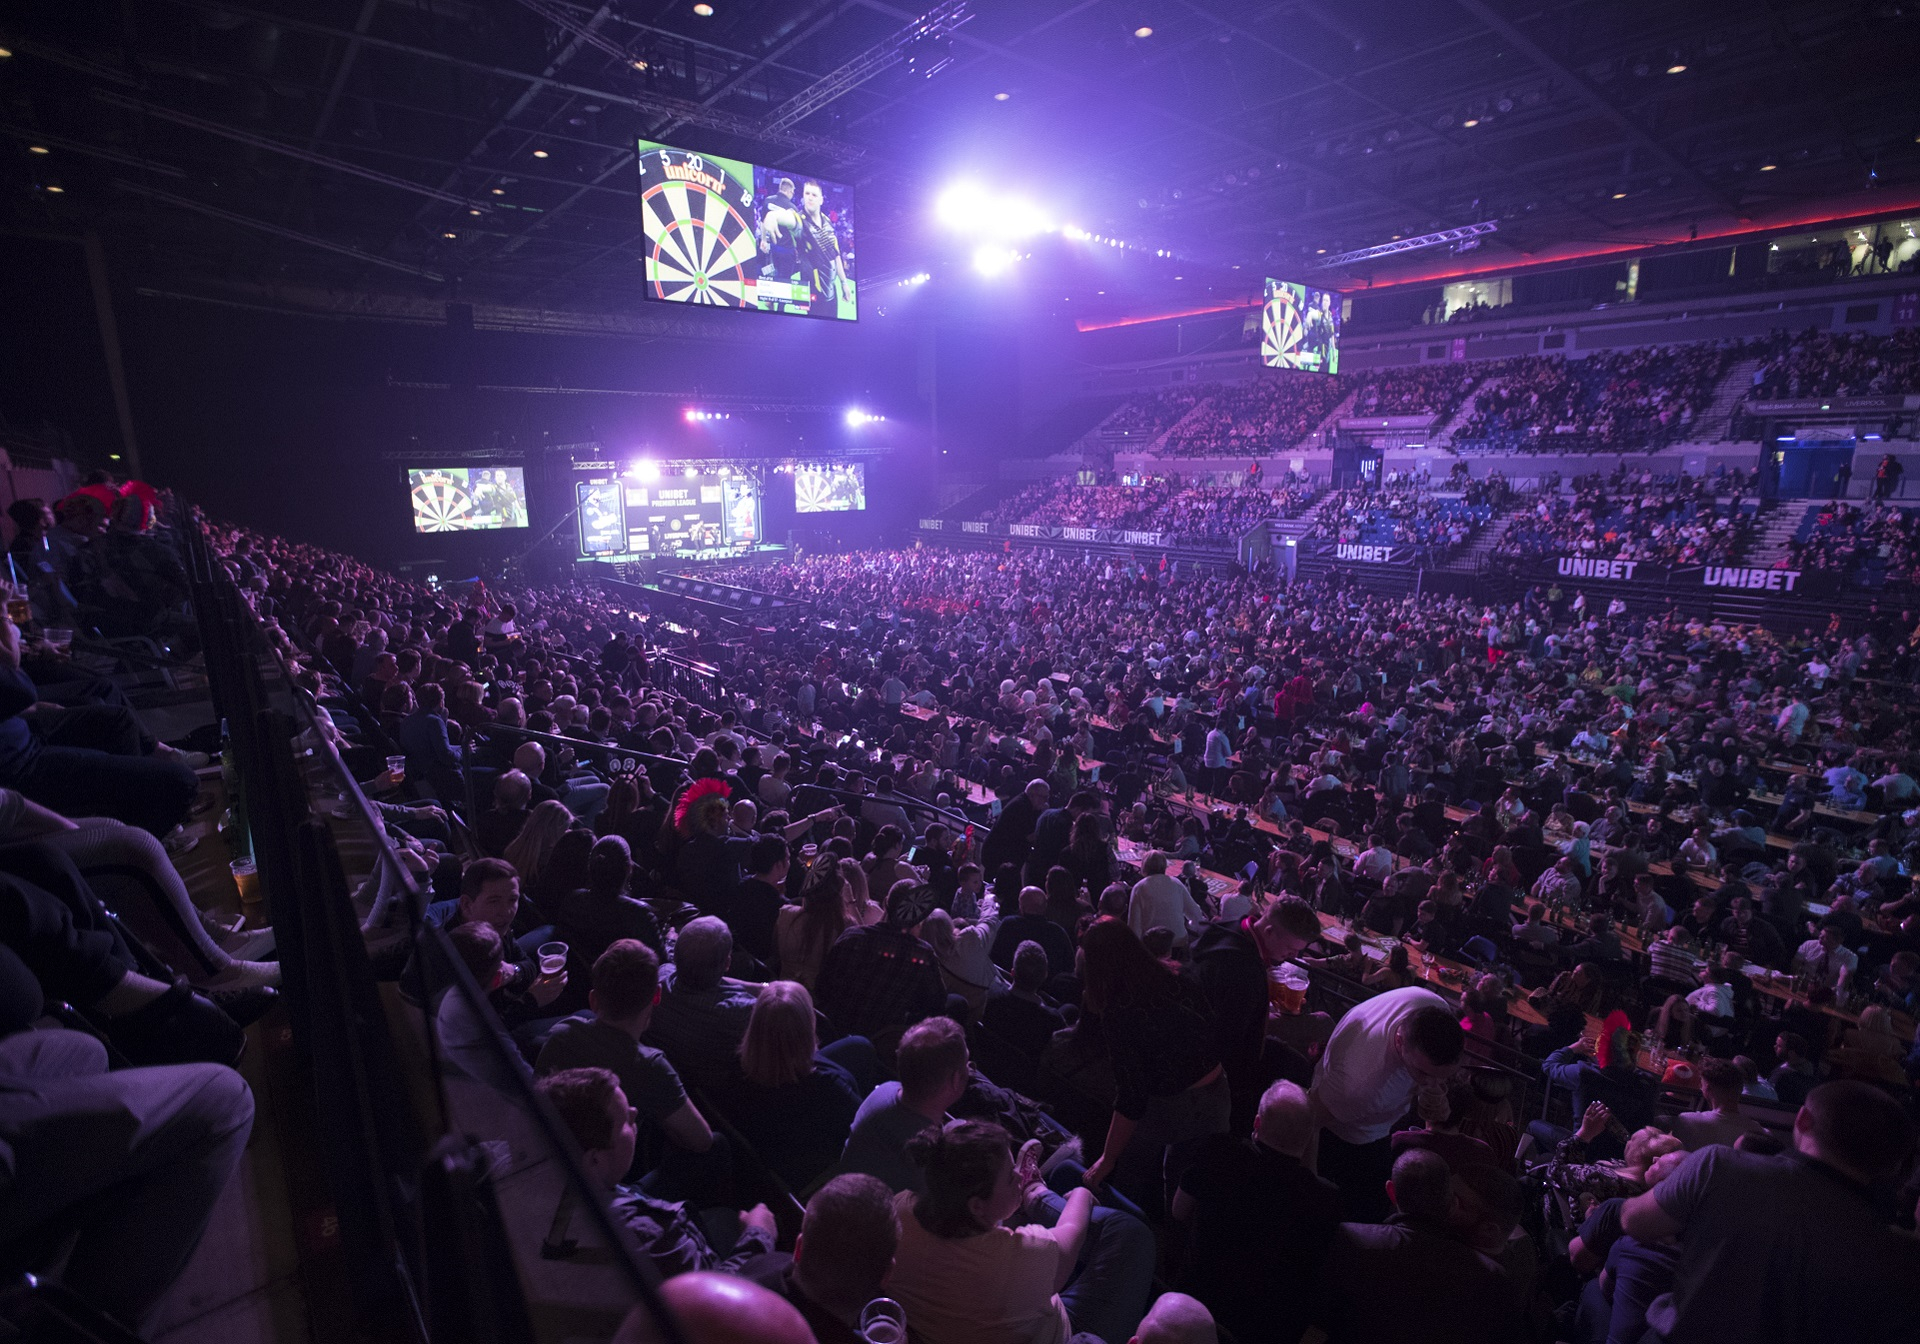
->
[407,467,529,533]
[636,139,856,321]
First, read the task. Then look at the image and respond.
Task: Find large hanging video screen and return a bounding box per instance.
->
[636,139,856,320]
[794,463,866,513]
[407,467,528,533]
[1260,278,1341,374]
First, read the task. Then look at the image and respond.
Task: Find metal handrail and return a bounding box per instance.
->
[181,516,688,1344]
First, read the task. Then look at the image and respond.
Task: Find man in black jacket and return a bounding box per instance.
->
[1186,896,1323,1130]
[982,778,1048,879]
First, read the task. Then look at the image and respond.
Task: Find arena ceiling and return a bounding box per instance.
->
[5,0,1920,322]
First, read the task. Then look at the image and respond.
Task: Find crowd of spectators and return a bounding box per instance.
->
[980,479,1319,543]
[1305,478,1510,564]
[1785,501,1920,587]
[1455,344,1752,454]
[1751,327,1920,400]
[1082,336,1763,464]
[33,491,1920,1336]
[20,446,1920,1342]
[1159,376,1348,457]
[1099,386,1203,441]
[980,482,1177,527]
[1493,474,1754,567]
[1347,364,1482,420]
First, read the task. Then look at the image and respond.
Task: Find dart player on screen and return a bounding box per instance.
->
[758,177,801,282]
[796,180,847,316]
[1305,290,1336,369]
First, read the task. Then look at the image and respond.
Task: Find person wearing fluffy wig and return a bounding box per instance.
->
[671,777,839,915]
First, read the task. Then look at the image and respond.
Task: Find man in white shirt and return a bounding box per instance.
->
[1202,725,1234,796]
[1353,837,1396,883]
[1126,851,1207,952]
[1793,921,1858,993]
[1309,986,1464,1220]
[1511,904,1561,951]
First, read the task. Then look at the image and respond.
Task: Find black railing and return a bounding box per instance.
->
[182,514,687,1344]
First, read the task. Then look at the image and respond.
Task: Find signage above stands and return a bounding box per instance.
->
[1536,556,1832,599]
[1556,557,1645,581]
[1699,565,1805,592]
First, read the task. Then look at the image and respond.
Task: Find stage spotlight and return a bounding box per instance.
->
[845,409,887,427]
[972,245,1020,276]
[634,460,662,482]
[1134,26,1154,38]
[684,466,699,478]
[935,182,1050,238]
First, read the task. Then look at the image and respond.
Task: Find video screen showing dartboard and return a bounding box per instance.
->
[635,139,856,321]
[407,467,529,533]
[1260,278,1341,374]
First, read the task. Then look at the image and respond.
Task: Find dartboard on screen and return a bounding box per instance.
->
[409,471,476,531]
[635,138,858,320]
[637,146,760,309]
[406,467,528,533]
[1260,278,1341,374]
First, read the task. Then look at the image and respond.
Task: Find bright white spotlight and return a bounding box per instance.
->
[997,197,1050,238]
[972,245,1020,276]
[935,181,992,229]
[636,460,661,482]
[937,182,1050,238]
[683,467,698,478]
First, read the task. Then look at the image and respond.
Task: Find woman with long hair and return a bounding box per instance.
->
[866,824,918,896]
[886,1120,1154,1344]
[1060,812,1113,899]
[840,855,884,928]
[504,799,574,890]
[532,827,595,914]
[714,981,867,1190]
[775,861,851,991]
[1363,942,1417,991]
[596,776,639,839]
[1076,919,1227,1201]
[1482,844,1522,889]
[922,907,1002,1021]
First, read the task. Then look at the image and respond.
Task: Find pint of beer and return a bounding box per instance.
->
[1268,963,1309,1015]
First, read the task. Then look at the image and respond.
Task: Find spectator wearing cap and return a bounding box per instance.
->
[814,879,951,1047]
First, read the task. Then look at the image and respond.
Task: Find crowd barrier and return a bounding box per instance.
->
[181,518,686,1344]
